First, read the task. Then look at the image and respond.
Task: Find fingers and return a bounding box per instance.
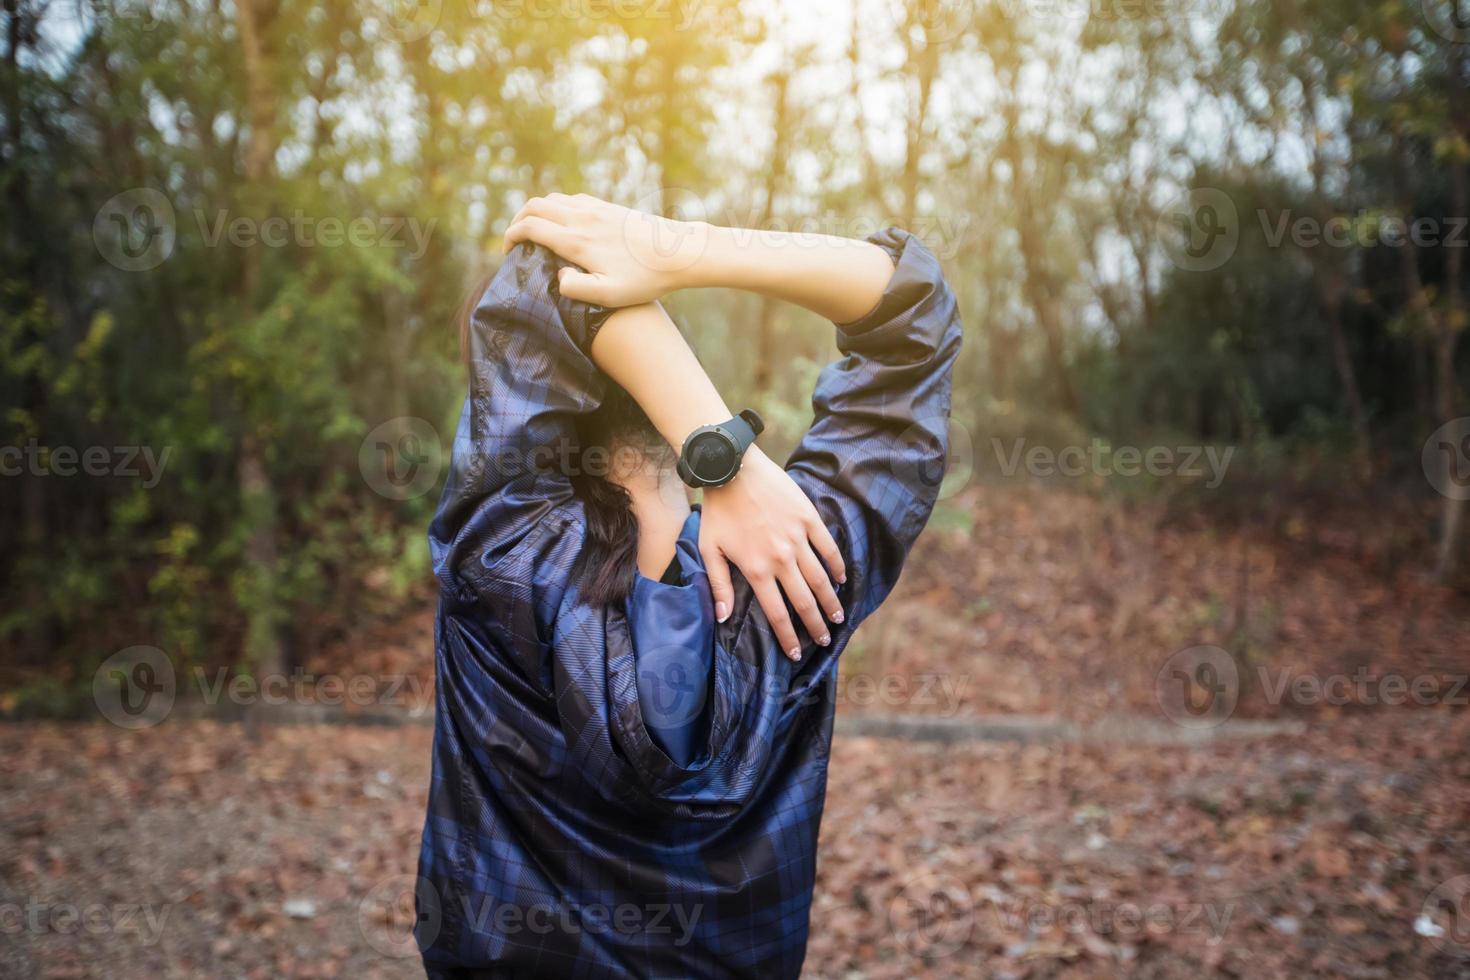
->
[796,545,844,626]
[510,195,577,228]
[778,563,832,655]
[807,517,847,587]
[502,215,575,256]
[701,546,735,623]
[556,267,618,306]
[751,577,803,662]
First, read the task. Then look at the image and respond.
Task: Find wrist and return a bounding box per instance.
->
[679,221,748,292]
[703,445,768,496]
[677,413,766,489]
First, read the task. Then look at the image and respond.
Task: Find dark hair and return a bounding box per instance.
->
[567,385,671,607]
[460,272,667,608]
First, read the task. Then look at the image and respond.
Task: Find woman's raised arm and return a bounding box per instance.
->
[503,197,962,670]
[502,193,896,322]
[586,301,846,659]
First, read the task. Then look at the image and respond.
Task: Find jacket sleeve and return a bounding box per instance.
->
[783,228,963,655]
[428,243,613,600]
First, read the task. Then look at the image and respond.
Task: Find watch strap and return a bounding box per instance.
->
[738,408,765,438]
[723,413,758,451]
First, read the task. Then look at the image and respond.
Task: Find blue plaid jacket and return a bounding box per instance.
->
[417,230,961,978]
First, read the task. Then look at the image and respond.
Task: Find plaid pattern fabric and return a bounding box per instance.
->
[418,230,962,978]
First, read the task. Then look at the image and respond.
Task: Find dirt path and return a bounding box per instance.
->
[2,713,1467,979]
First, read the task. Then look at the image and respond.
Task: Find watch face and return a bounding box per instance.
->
[686,430,740,484]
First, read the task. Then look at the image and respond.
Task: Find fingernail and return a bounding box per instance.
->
[716,601,728,622]
[818,633,831,646]
[838,574,847,584]
[830,610,844,624]
[787,647,801,662]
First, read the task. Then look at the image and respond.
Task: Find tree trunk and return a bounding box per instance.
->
[1300,77,1372,476]
[752,70,792,395]
[4,0,58,664]
[233,0,286,676]
[1434,50,1467,581]
[899,3,938,230]
[1434,332,1465,579]
[1002,127,1080,416]
[848,12,883,210]
[1320,274,1373,478]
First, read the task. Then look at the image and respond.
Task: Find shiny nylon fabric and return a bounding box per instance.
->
[626,512,716,768]
[417,230,961,978]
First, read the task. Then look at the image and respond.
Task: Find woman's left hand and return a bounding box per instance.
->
[501,193,708,308]
[699,447,846,661]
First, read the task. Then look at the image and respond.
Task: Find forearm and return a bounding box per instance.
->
[680,225,897,324]
[587,301,732,451]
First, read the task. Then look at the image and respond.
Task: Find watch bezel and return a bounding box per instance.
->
[682,427,742,486]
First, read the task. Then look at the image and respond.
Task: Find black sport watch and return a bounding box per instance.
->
[676,409,765,488]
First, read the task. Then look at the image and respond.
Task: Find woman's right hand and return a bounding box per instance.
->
[700,447,846,661]
[501,193,709,308]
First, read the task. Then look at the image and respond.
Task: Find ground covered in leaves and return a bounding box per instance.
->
[293,483,1470,727]
[0,716,1468,979]
[4,485,1469,977]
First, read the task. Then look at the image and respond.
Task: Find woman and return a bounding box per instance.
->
[417,195,961,978]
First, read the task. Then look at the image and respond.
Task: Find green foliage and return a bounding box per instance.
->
[3,0,1467,679]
